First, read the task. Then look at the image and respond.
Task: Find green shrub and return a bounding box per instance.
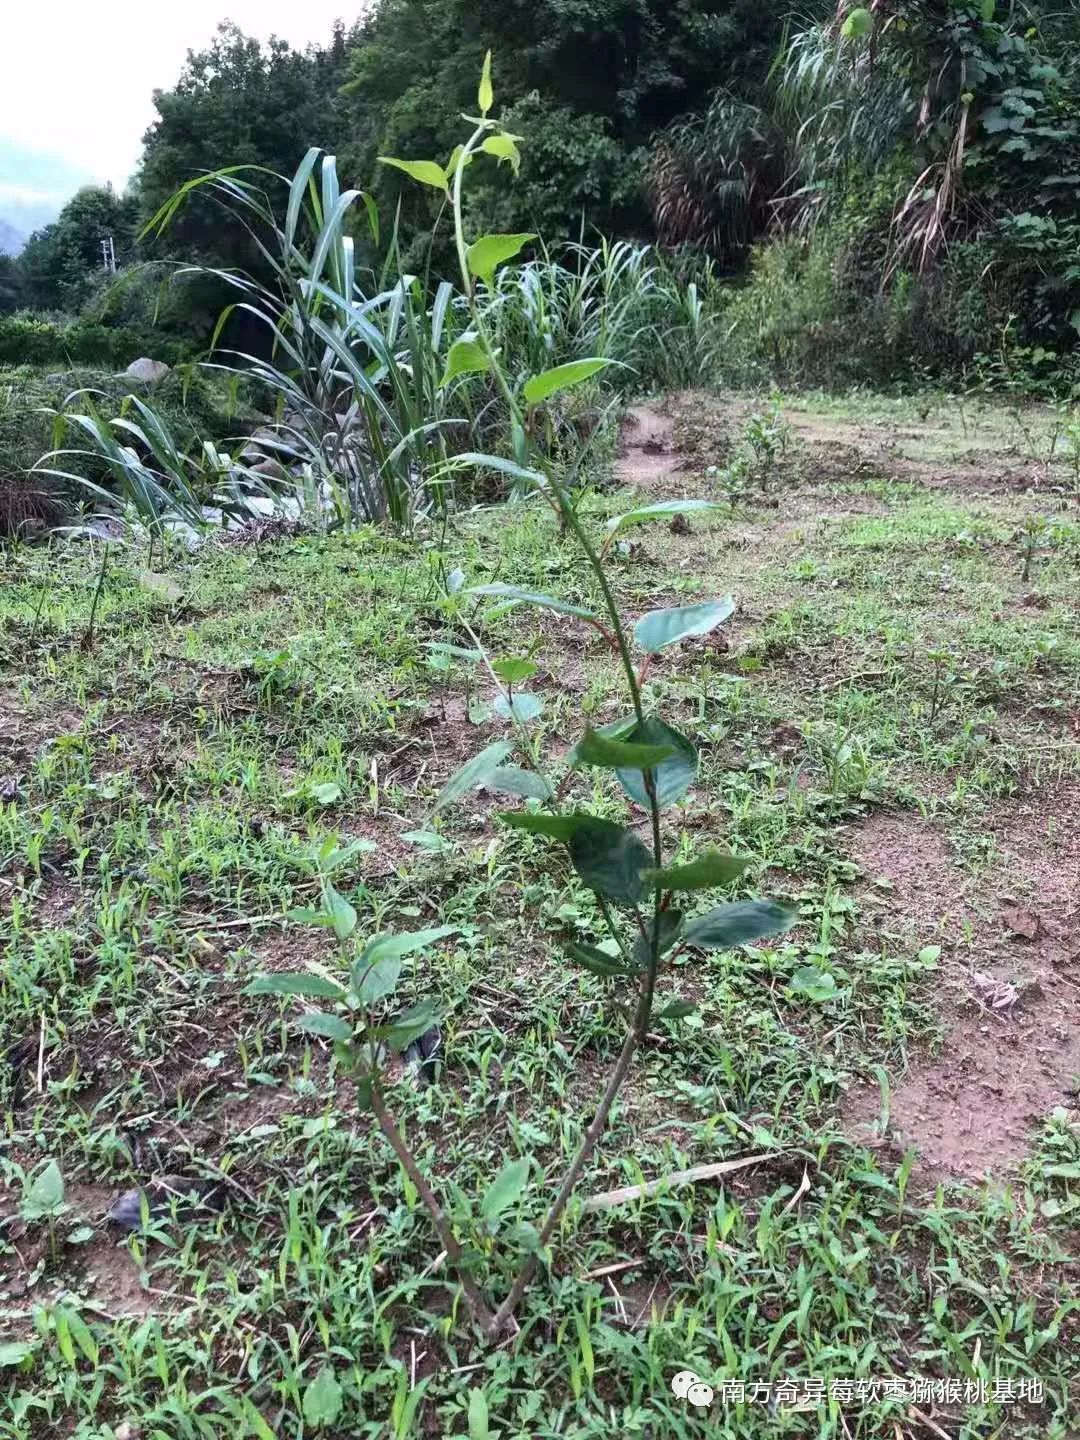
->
[0,317,192,370]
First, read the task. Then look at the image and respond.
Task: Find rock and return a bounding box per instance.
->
[124,357,171,384]
[106,1175,224,1231]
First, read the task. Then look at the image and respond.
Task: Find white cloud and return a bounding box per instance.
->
[1,3,355,192]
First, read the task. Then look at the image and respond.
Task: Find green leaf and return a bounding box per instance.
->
[303,1366,343,1428]
[353,953,402,1006]
[466,233,536,289]
[467,583,597,621]
[615,718,697,808]
[643,850,752,892]
[309,782,342,806]
[634,597,735,652]
[401,829,451,852]
[481,1157,530,1221]
[432,740,513,812]
[657,999,697,1020]
[498,811,589,840]
[565,940,633,977]
[468,1387,490,1440]
[295,1012,353,1043]
[377,157,448,194]
[478,51,494,115]
[571,726,676,770]
[569,819,652,904]
[440,334,490,388]
[62,1308,98,1365]
[788,965,840,1002]
[246,973,347,1000]
[979,0,995,19]
[606,499,721,537]
[487,766,553,800]
[25,1160,64,1215]
[480,133,521,174]
[492,657,538,685]
[683,900,796,951]
[138,569,183,603]
[0,1342,33,1367]
[447,453,548,490]
[841,7,873,38]
[324,883,357,941]
[523,359,613,407]
[384,1000,441,1051]
[631,908,684,969]
[494,693,543,723]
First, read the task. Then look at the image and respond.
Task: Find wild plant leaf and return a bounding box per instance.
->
[480,133,522,173]
[324,883,357,941]
[138,570,183,602]
[295,1012,353,1043]
[467,583,597,621]
[440,334,490,387]
[564,940,633,977]
[683,900,796,951]
[359,926,458,970]
[643,850,752,891]
[657,999,697,1019]
[631,909,684,969]
[571,726,676,771]
[615,718,697,808]
[788,965,840,1002]
[605,499,721,537]
[494,692,543,723]
[468,1388,490,1440]
[478,50,494,116]
[303,1367,343,1427]
[492,657,538,685]
[384,1000,441,1051]
[569,819,652,904]
[432,741,513,812]
[448,453,547,489]
[247,973,347,1000]
[498,811,590,840]
[523,359,613,407]
[467,233,536,288]
[486,765,553,800]
[634,597,735,653]
[0,1342,33,1367]
[24,1160,64,1217]
[352,952,402,1006]
[377,157,448,193]
[424,641,483,664]
[841,6,873,37]
[481,1157,530,1220]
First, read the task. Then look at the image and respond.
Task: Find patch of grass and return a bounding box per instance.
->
[1,391,1078,1437]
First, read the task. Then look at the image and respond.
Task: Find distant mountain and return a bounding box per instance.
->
[0,218,25,255]
[0,140,102,244]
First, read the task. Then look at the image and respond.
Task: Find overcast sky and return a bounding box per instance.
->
[1,4,354,205]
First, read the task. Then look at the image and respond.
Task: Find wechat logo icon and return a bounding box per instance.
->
[672,1369,715,1408]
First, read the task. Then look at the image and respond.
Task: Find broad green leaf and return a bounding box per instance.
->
[657,999,697,1020]
[303,1366,343,1427]
[643,850,752,892]
[138,569,183,602]
[440,334,490,388]
[309,782,343,806]
[788,965,840,1002]
[634,597,735,653]
[401,829,451,851]
[467,583,597,621]
[432,741,513,812]
[979,0,995,19]
[631,908,684,969]
[362,927,458,963]
[247,973,347,1000]
[287,906,335,928]
[295,1012,353,1043]
[324,883,357,941]
[352,952,402,1006]
[26,1160,64,1214]
[683,900,796,951]
[571,726,676,771]
[467,233,536,288]
[377,157,448,193]
[481,133,521,173]
[606,499,721,537]
[0,1342,33,1367]
[524,359,613,407]
[487,765,553,800]
[481,1157,530,1220]
[62,1308,98,1365]
[565,940,633,977]
[383,1000,441,1052]
[615,718,697,808]
[469,1387,490,1440]
[841,6,873,38]
[424,641,483,664]
[492,657,538,685]
[494,692,543,723]
[569,819,652,904]
[498,811,590,840]
[478,51,494,116]
[448,453,547,489]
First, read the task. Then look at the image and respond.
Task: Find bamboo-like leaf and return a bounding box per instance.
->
[523,359,614,407]
[432,741,513,812]
[565,940,633,977]
[466,583,597,621]
[246,973,347,1000]
[481,1157,530,1220]
[605,499,721,538]
[478,51,494,117]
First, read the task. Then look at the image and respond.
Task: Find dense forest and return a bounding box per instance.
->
[2,0,1079,390]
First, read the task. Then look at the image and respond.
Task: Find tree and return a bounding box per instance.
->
[18,186,136,312]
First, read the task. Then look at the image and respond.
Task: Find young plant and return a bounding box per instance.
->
[381,55,795,1338]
